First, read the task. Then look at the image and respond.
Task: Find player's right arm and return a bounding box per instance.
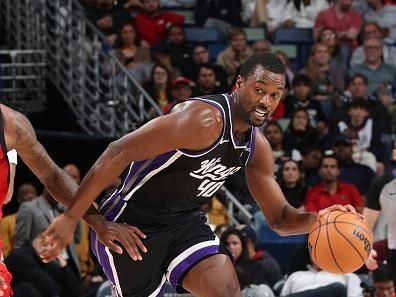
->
[246,130,356,236]
[40,101,223,262]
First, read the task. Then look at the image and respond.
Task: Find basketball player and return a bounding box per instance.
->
[0,104,147,296]
[40,53,360,297]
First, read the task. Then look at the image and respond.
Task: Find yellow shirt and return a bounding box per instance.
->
[0,214,16,258]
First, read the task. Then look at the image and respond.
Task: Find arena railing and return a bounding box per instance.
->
[221,186,254,225]
[0,50,46,114]
[1,0,162,137]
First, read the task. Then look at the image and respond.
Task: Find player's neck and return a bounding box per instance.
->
[230,92,252,135]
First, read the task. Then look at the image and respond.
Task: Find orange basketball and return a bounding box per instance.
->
[308,210,373,274]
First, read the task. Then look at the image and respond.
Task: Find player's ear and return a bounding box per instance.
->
[236,75,243,89]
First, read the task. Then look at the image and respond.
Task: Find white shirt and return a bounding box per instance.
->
[280,268,363,297]
[284,0,329,28]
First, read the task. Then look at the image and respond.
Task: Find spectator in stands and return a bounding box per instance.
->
[305,155,364,213]
[300,43,346,118]
[195,0,243,31]
[134,0,184,47]
[263,121,302,175]
[280,247,363,297]
[283,0,329,29]
[345,73,376,102]
[364,0,396,42]
[372,264,396,296]
[143,63,173,113]
[301,146,323,186]
[14,189,82,296]
[351,22,396,66]
[252,40,271,54]
[181,43,227,89]
[157,24,192,70]
[170,76,194,102]
[284,74,326,125]
[151,42,181,80]
[349,37,396,96]
[200,198,229,228]
[277,160,307,209]
[162,76,194,113]
[259,0,289,32]
[338,99,387,170]
[217,28,253,86]
[314,0,362,49]
[82,0,132,39]
[317,27,348,73]
[112,21,151,69]
[220,228,277,289]
[343,74,392,133]
[6,235,81,297]
[238,225,283,287]
[0,183,37,258]
[283,107,320,153]
[275,50,295,87]
[316,117,342,151]
[331,135,376,196]
[192,63,225,96]
[363,154,396,279]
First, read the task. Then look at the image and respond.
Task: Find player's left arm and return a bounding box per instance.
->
[4,149,16,204]
[246,130,355,236]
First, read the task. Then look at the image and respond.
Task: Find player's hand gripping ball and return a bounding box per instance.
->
[308,210,372,274]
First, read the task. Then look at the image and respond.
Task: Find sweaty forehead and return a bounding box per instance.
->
[249,66,285,87]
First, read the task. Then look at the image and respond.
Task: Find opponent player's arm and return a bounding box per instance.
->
[4,150,17,204]
[63,101,223,221]
[3,105,102,228]
[245,131,317,235]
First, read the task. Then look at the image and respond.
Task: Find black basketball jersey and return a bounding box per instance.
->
[100,94,257,225]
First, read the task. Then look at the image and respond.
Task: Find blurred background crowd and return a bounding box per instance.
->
[1,0,396,296]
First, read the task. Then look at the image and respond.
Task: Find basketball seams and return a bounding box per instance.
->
[333,212,373,243]
[312,219,321,265]
[333,222,366,264]
[309,221,370,235]
[325,212,345,274]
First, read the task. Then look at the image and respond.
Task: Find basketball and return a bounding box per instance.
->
[308,210,373,274]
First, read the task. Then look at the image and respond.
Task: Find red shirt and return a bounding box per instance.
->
[304,182,363,212]
[314,6,362,48]
[134,12,185,47]
[0,109,9,220]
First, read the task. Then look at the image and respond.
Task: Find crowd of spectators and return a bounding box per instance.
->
[3,0,396,296]
[81,0,396,295]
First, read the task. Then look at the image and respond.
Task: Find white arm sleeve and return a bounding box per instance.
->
[7,149,18,165]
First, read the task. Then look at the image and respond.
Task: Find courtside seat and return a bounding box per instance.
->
[258,223,307,272]
[185,27,220,43]
[273,28,313,68]
[207,43,227,61]
[273,28,313,44]
[244,27,266,42]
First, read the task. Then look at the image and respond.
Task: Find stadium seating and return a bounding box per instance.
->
[185,27,220,43]
[273,28,313,69]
